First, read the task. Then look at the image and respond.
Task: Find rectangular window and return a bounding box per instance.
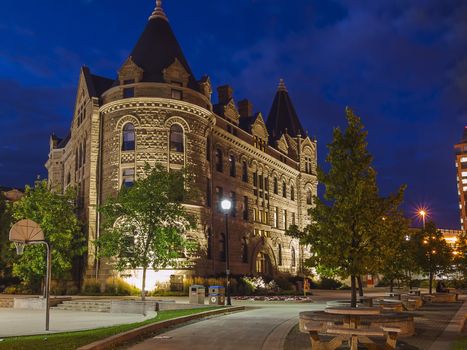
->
[242,161,248,182]
[122,168,135,187]
[123,87,134,98]
[274,207,278,228]
[206,179,211,207]
[292,212,296,226]
[216,186,223,212]
[282,209,287,229]
[253,208,258,222]
[253,172,258,187]
[264,177,269,192]
[230,191,237,217]
[171,89,183,100]
[259,174,263,190]
[243,196,249,221]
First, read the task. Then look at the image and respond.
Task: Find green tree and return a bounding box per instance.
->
[290,108,405,307]
[377,213,415,292]
[412,221,453,294]
[0,192,15,284]
[97,164,196,301]
[453,230,467,281]
[11,180,85,290]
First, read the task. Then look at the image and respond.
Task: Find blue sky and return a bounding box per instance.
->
[0,0,465,228]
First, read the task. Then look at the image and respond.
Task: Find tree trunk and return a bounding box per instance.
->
[350,275,357,308]
[141,267,147,302]
[390,278,394,293]
[429,270,433,295]
[357,275,364,297]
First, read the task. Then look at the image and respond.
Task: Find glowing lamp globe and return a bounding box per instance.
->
[221,199,232,212]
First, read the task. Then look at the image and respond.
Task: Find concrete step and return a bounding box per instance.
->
[52,300,112,313]
[0,298,13,308]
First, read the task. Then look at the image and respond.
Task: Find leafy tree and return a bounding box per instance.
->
[11,180,85,290]
[289,108,405,307]
[453,230,467,281]
[0,192,15,284]
[98,164,196,301]
[412,221,453,294]
[377,213,415,292]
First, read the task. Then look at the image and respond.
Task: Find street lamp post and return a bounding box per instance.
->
[419,210,426,228]
[220,198,232,306]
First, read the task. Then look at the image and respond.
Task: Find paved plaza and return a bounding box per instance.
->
[0,308,156,337]
[0,291,465,350]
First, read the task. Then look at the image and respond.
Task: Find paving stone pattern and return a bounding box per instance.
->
[284,302,463,350]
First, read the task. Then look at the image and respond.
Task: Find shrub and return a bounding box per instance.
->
[104,277,140,296]
[274,276,294,291]
[81,280,101,295]
[317,277,342,290]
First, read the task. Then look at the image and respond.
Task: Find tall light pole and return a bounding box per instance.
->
[419,210,427,228]
[220,198,232,306]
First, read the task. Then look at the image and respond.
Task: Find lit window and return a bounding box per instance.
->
[122,123,135,151]
[170,124,184,153]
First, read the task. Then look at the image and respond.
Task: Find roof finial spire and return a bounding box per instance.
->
[149,0,168,21]
[277,78,288,92]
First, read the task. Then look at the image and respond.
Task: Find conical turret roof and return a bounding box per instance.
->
[266,79,306,142]
[128,1,199,90]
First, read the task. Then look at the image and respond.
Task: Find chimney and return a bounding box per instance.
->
[238,99,253,118]
[217,85,233,105]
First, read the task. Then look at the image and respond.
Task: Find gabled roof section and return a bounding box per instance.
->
[128,2,199,90]
[266,79,306,143]
[82,66,114,97]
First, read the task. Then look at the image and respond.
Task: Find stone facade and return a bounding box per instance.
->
[45,3,318,287]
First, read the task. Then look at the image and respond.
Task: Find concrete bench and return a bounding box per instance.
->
[423,293,458,303]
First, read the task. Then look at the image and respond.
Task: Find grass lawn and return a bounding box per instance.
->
[452,337,467,350]
[0,307,222,350]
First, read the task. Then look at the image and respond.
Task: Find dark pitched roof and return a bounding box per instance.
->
[129,6,199,90]
[57,132,71,148]
[266,79,305,143]
[239,116,256,133]
[82,66,114,97]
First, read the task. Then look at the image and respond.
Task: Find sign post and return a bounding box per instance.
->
[9,219,51,331]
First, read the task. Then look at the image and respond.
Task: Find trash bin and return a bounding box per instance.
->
[208,285,225,305]
[189,285,205,304]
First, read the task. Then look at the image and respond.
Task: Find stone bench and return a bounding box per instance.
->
[423,293,458,303]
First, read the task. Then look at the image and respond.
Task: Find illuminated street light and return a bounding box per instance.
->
[417,208,428,228]
[220,198,232,306]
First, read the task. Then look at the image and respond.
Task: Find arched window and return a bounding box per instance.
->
[229,154,236,177]
[207,228,212,260]
[219,233,226,261]
[122,123,135,151]
[241,238,248,263]
[273,177,278,194]
[291,185,295,201]
[215,148,223,172]
[291,247,296,267]
[170,124,184,153]
[282,181,287,198]
[306,189,312,205]
[278,244,282,266]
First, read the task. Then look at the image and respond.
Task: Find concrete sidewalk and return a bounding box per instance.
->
[0,308,156,337]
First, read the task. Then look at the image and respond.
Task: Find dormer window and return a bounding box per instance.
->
[171,89,183,100]
[123,79,135,85]
[171,81,183,87]
[123,87,134,98]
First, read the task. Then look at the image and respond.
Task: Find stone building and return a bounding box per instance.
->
[46,2,318,289]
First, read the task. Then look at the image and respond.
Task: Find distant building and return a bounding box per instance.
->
[455,126,467,231]
[45,3,317,289]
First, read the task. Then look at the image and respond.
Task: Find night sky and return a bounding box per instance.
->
[0,1,465,229]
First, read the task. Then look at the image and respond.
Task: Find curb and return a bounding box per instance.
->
[77,306,245,350]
